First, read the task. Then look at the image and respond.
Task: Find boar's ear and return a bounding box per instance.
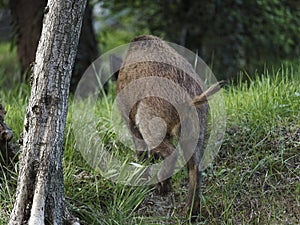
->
[109,54,123,81]
[191,80,227,107]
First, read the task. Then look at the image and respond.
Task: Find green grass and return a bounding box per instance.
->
[0,43,21,89]
[202,67,300,224]
[0,65,299,224]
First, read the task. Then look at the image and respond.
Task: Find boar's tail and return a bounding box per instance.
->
[191,80,226,107]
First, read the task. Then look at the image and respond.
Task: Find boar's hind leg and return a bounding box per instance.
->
[186,153,202,217]
[153,139,178,195]
[129,119,150,184]
[129,119,148,161]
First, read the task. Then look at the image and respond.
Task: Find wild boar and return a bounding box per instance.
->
[116,35,224,216]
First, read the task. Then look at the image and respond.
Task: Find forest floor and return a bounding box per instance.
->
[1,59,299,224]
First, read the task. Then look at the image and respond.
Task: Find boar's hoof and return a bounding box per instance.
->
[156,178,172,195]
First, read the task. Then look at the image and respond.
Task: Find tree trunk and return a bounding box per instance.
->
[9,0,99,91]
[71,3,99,92]
[9,0,47,79]
[8,0,87,224]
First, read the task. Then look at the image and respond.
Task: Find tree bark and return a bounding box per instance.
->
[8,0,87,224]
[9,0,47,79]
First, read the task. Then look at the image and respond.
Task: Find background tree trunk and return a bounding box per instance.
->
[9,0,98,91]
[9,0,46,79]
[8,0,87,224]
[71,3,99,92]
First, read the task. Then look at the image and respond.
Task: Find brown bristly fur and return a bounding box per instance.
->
[116,35,224,218]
